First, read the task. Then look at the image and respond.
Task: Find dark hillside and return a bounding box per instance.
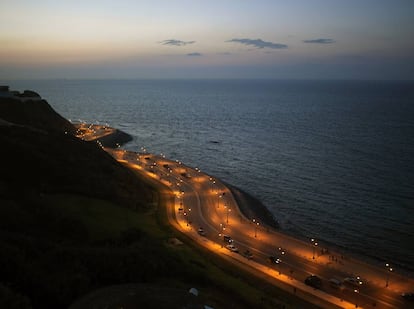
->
[0,112,248,309]
[0,124,152,209]
[0,91,152,209]
[0,90,298,309]
[0,93,163,308]
[0,96,76,135]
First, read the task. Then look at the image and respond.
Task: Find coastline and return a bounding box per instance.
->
[96,128,133,148]
[226,182,280,230]
[102,128,414,279]
[88,126,414,305]
[104,128,279,230]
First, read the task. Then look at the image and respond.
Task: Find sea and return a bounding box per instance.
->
[4,79,414,276]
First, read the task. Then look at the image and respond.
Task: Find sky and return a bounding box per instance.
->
[1,0,414,80]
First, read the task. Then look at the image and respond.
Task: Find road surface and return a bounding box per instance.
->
[80,126,414,309]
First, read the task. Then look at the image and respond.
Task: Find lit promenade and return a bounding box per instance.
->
[74,123,115,142]
[77,123,413,309]
[101,147,414,309]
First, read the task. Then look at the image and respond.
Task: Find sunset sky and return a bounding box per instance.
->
[1,0,413,79]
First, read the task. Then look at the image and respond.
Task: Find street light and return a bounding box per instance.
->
[354,288,359,308]
[217,193,222,208]
[385,263,393,287]
[311,238,318,259]
[188,208,192,226]
[276,247,285,274]
[209,178,215,193]
[226,206,231,224]
[253,219,259,238]
[219,223,225,247]
[275,257,282,275]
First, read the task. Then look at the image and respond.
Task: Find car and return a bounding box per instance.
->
[197,227,207,236]
[223,235,233,243]
[226,244,239,253]
[268,256,281,264]
[305,275,322,289]
[180,172,192,179]
[343,276,363,287]
[242,249,253,260]
[329,278,343,289]
[402,292,414,301]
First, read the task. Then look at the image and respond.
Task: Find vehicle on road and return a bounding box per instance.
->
[402,292,414,301]
[180,172,192,179]
[223,235,233,243]
[329,278,343,289]
[268,256,281,264]
[242,249,253,260]
[197,227,207,236]
[343,276,363,288]
[226,244,239,253]
[305,275,322,289]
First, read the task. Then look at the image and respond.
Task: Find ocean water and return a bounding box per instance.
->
[4,79,414,275]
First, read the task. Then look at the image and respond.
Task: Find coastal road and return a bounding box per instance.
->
[74,122,115,142]
[102,147,414,309]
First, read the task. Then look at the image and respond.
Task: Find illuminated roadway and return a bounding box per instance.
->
[74,123,115,142]
[80,125,414,308]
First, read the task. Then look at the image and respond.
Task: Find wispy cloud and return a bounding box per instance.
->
[160,39,195,46]
[227,38,287,49]
[303,38,335,44]
[187,52,202,56]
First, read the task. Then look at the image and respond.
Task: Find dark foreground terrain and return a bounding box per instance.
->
[0,88,318,309]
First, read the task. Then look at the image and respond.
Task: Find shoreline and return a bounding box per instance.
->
[102,127,414,279]
[225,182,280,230]
[104,129,279,230]
[96,128,133,148]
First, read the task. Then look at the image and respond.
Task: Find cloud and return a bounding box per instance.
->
[187,52,202,56]
[160,39,195,46]
[227,38,287,49]
[303,38,335,44]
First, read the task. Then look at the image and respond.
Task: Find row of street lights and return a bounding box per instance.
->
[154,157,397,295]
[136,155,400,308]
[210,176,260,239]
[132,151,401,308]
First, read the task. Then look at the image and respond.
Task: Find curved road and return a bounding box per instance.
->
[104,147,414,309]
[81,124,413,309]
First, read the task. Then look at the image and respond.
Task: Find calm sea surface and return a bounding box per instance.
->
[5,79,414,274]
